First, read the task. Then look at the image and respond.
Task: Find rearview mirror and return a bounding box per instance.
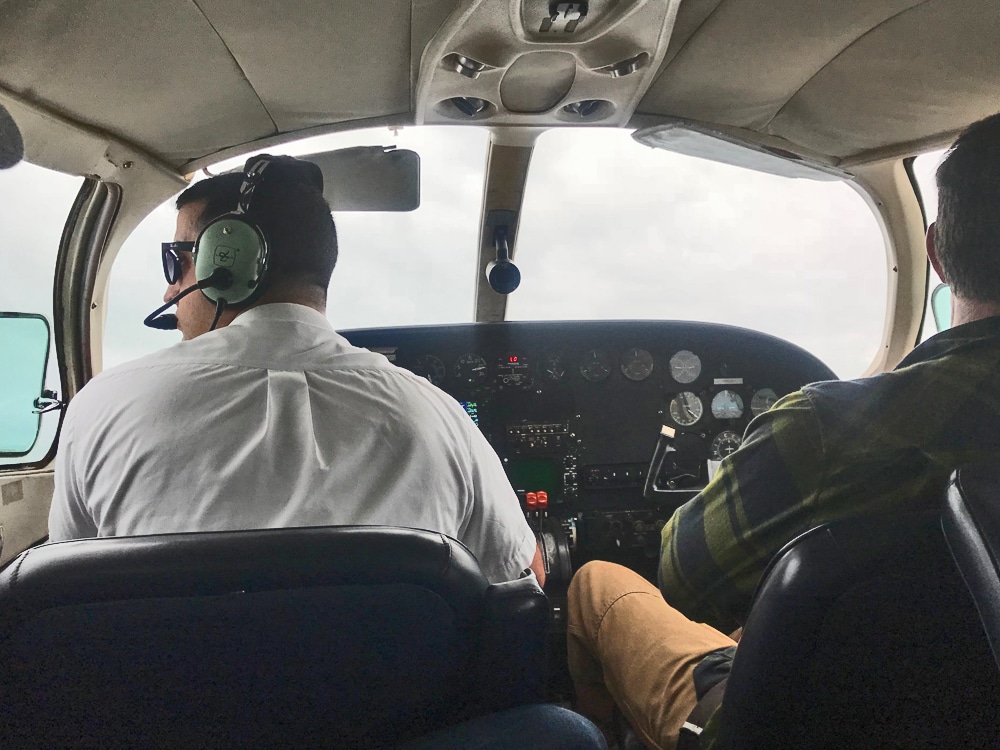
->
[931,283,951,332]
[0,313,51,456]
[302,146,420,212]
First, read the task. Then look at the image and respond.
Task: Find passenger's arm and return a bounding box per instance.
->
[659,390,827,632]
[530,541,546,588]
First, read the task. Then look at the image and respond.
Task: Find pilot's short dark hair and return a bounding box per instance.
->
[176,155,338,292]
[935,113,1000,303]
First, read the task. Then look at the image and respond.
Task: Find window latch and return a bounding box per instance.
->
[33,389,63,414]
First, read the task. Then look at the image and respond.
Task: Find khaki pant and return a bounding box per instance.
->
[567,561,736,750]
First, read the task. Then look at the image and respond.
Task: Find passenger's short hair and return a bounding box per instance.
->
[176,155,338,292]
[935,113,1000,303]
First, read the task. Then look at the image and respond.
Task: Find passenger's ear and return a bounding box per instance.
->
[926,222,945,280]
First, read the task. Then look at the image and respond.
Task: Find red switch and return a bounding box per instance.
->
[526,492,538,509]
[536,491,548,509]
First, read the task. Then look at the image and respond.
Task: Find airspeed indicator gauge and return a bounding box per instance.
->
[669,350,701,384]
[710,430,743,460]
[669,392,703,427]
[711,389,744,419]
[751,388,779,417]
[579,349,612,383]
[621,348,654,381]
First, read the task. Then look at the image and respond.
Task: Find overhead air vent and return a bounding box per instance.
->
[437,97,495,120]
[596,52,649,78]
[443,54,491,80]
[559,99,613,120]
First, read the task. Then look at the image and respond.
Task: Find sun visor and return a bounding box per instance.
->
[302,146,420,212]
[632,121,851,181]
[0,101,24,169]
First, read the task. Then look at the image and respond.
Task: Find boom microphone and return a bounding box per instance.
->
[143,269,234,330]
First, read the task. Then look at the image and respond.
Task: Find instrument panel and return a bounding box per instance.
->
[342,321,836,581]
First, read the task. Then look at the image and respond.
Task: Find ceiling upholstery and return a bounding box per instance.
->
[0,0,996,170]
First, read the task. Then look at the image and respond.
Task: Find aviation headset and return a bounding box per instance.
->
[145,154,323,331]
[194,155,274,309]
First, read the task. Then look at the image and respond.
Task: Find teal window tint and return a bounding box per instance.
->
[931,283,951,332]
[0,314,50,456]
[0,161,80,467]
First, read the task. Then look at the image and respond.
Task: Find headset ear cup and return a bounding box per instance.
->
[194,215,269,306]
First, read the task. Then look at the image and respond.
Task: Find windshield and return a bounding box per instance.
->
[105,126,888,378]
[507,129,887,378]
[105,127,489,367]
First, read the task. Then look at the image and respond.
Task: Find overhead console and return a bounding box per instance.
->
[343,321,836,587]
[416,0,683,127]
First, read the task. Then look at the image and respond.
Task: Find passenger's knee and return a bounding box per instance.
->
[569,560,635,601]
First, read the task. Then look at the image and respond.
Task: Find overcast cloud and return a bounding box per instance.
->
[2,127,946,413]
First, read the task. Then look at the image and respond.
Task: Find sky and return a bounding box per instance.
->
[1,125,947,465]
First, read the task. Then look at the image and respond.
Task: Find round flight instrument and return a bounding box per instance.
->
[538,352,567,383]
[496,354,532,388]
[669,350,701,384]
[751,388,779,417]
[710,430,743,460]
[452,353,488,386]
[669,392,703,427]
[579,349,612,383]
[412,354,446,386]
[620,348,654,381]
[711,389,745,419]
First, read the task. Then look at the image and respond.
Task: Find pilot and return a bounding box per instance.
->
[565,112,1000,749]
[48,155,544,587]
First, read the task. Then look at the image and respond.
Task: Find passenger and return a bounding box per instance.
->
[48,155,543,585]
[566,112,1000,748]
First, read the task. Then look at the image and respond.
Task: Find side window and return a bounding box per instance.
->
[911,149,947,341]
[0,162,82,467]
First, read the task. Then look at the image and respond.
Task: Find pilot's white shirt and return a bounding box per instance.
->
[49,303,536,583]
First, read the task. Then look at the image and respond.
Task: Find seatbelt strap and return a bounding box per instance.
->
[676,678,727,750]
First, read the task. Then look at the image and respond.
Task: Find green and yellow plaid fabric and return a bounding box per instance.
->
[660,316,1000,633]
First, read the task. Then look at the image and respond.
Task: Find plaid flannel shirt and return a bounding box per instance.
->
[660,315,1000,634]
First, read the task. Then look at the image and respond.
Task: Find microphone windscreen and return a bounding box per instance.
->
[0,103,24,170]
[146,314,178,330]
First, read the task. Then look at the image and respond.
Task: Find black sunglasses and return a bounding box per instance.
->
[161,241,195,285]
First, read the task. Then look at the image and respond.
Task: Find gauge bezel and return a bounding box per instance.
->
[710,389,745,419]
[710,429,743,460]
[669,350,702,384]
[669,391,703,427]
[750,388,779,417]
[452,353,489,386]
[620,348,654,381]
[579,349,612,383]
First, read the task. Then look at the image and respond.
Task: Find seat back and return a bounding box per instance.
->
[0,526,548,748]
[944,464,1000,671]
[714,511,1000,750]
